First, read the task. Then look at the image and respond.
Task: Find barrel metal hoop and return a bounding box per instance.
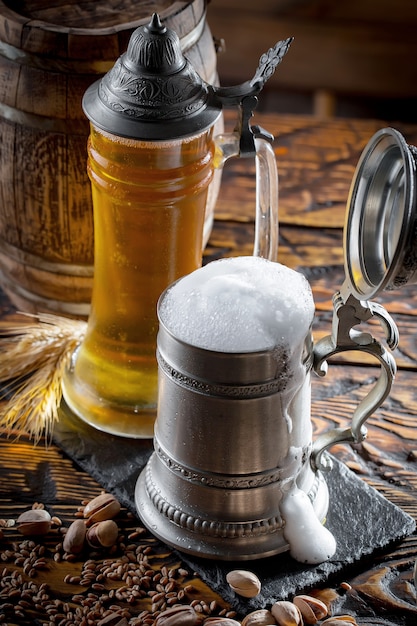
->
[178,10,206,52]
[0,267,91,317]
[0,238,94,277]
[0,40,114,74]
[0,12,206,74]
[0,100,89,134]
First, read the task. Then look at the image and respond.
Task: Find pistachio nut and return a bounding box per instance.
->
[321,618,357,626]
[63,519,87,554]
[293,595,328,624]
[271,601,302,626]
[226,569,261,598]
[204,617,240,626]
[17,509,52,536]
[83,493,121,524]
[86,519,119,548]
[242,609,276,626]
[155,605,202,626]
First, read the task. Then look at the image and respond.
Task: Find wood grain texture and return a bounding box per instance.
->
[0,0,215,316]
[0,112,417,624]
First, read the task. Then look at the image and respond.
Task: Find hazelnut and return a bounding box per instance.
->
[17,509,51,536]
[86,519,119,548]
[63,519,87,554]
[83,493,121,525]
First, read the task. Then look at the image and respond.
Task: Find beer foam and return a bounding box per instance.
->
[280,485,337,564]
[159,256,315,352]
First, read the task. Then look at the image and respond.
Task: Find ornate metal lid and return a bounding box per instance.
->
[82,13,221,140]
[344,127,417,299]
[83,13,293,141]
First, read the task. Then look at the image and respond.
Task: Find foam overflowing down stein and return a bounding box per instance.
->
[61,14,292,437]
[136,255,397,561]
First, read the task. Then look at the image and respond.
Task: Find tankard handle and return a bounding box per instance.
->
[214,101,278,261]
[311,286,397,472]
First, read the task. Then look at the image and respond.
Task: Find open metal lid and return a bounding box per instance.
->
[344,127,417,300]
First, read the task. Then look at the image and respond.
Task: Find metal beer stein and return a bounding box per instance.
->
[135,129,414,563]
[61,15,291,438]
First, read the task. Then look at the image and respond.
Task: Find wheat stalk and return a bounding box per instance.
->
[0,313,87,443]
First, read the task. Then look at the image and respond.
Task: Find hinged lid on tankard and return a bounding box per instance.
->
[83,13,293,141]
[344,127,417,300]
[82,13,221,140]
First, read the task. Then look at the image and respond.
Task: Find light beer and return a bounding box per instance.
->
[62,125,215,437]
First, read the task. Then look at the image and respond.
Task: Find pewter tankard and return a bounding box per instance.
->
[136,252,397,562]
[61,15,291,439]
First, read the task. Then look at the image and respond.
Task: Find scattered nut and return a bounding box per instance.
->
[86,519,119,548]
[226,569,261,598]
[204,617,241,626]
[321,617,357,626]
[293,595,328,623]
[97,614,129,626]
[155,605,202,626]
[83,493,121,524]
[271,601,302,626]
[63,519,87,554]
[242,609,276,626]
[16,509,52,536]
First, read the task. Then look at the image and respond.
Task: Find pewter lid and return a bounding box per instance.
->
[82,13,221,140]
[344,127,417,299]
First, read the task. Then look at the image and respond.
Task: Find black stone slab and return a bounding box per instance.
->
[54,401,415,611]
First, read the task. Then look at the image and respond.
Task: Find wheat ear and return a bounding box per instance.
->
[0,313,87,443]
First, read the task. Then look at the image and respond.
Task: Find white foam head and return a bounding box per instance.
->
[159,256,315,353]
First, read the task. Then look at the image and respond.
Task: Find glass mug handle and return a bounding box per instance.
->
[214,131,278,261]
[311,286,398,472]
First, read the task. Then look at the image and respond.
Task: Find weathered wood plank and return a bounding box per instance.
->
[1,112,417,625]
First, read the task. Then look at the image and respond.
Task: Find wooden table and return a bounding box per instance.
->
[1,113,417,625]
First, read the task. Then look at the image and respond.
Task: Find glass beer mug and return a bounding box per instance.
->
[61,14,292,438]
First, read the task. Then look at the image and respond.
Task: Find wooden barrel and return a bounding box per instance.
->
[0,0,219,317]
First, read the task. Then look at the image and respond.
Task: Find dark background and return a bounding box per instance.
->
[207,0,417,122]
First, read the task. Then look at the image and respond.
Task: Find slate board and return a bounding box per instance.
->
[54,400,416,611]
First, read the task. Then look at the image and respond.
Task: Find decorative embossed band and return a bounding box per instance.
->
[144,462,284,538]
[157,351,289,398]
[154,441,307,489]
